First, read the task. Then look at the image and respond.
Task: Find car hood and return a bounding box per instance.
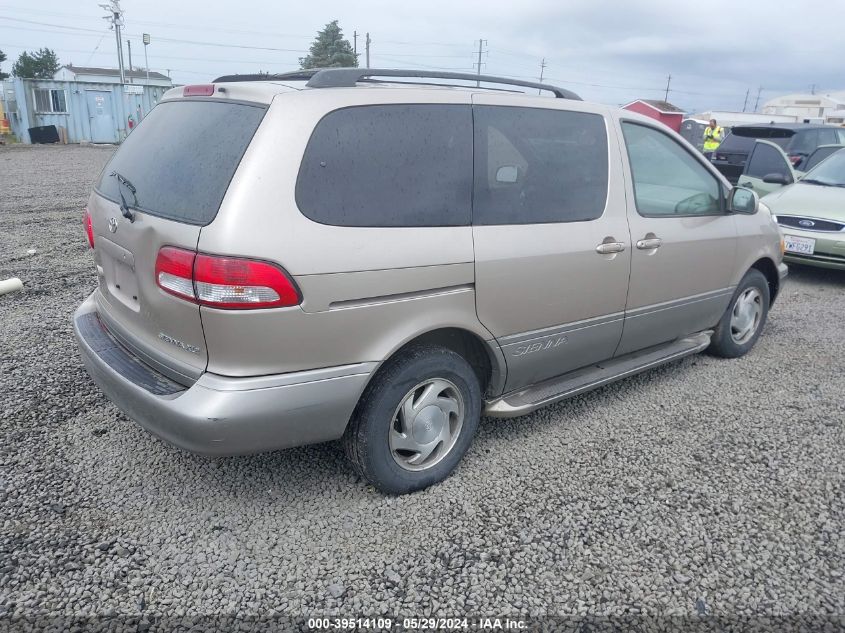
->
[762,181,845,221]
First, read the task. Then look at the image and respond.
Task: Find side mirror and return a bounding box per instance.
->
[762,172,791,185]
[728,186,759,214]
[495,165,519,184]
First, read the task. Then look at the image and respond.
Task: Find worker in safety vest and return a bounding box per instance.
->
[703,119,723,153]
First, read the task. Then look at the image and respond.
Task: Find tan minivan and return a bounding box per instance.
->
[74,69,787,494]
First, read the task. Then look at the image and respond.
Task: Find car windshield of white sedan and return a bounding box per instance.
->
[802,149,845,187]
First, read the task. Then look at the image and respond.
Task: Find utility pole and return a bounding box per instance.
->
[127,39,133,79]
[365,32,371,69]
[742,88,749,112]
[100,0,126,85]
[753,86,762,112]
[664,73,671,102]
[353,30,358,58]
[810,83,816,95]
[475,39,487,87]
[143,33,150,84]
[538,58,546,94]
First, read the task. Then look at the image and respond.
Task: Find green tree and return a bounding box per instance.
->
[13,48,60,79]
[299,20,357,69]
[0,49,8,80]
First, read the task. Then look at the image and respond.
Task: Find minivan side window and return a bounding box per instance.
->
[296,104,472,227]
[472,106,609,225]
[622,122,722,216]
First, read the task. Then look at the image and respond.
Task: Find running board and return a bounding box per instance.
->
[484,331,713,418]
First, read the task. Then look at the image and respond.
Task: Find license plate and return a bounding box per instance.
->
[784,234,815,255]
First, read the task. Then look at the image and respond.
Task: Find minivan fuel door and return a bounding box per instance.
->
[738,140,796,196]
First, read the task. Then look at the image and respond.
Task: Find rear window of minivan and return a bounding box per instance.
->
[95,100,266,226]
[726,127,794,152]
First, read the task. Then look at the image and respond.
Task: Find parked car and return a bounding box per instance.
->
[742,140,845,270]
[711,123,845,184]
[73,69,787,494]
[737,142,845,196]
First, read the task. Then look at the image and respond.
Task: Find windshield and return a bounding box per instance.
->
[96,100,267,225]
[802,149,845,186]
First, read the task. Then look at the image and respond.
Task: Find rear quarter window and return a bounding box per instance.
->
[295,104,473,227]
[96,99,267,226]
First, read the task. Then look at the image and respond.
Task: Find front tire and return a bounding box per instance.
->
[708,269,770,358]
[343,345,482,495]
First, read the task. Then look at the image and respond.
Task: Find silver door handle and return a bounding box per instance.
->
[595,242,626,254]
[636,237,663,250]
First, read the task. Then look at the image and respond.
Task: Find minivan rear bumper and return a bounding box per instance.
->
[73,291,373,455]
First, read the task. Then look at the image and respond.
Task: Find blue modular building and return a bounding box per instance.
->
[2,65,173,144]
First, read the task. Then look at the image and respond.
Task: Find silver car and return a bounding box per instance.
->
[74,68,787,494]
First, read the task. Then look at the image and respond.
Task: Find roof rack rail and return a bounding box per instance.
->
[213,68,581,100]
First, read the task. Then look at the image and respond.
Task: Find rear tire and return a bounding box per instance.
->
[344,345,481,495]
[708,269,770,358]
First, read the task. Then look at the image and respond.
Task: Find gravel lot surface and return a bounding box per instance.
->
[1,145,844,629]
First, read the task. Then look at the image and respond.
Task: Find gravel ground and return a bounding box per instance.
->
[1,144,844,629]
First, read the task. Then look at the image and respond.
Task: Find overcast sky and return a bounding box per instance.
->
[1,0,842,112]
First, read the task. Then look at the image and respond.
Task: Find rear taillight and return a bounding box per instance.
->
[788,154,802,166]
[83,207,94,249]
[155,246,196,301]
[154,247,300,309]
[194,254,300,308]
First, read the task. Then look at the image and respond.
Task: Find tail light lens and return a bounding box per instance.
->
[194,254,300,308]
[155,246,196,301]
[83,207,94,249]
[154,247,300,309]
[788,154,803,166]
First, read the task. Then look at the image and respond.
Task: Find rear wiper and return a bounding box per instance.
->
[109,171,138,222]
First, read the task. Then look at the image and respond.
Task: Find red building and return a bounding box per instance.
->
[622,99,685,132]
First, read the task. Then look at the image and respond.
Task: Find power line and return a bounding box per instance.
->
[0,16,310,52]
[0,4,316,39]
[373,56,472,71]
[0,14,797,103]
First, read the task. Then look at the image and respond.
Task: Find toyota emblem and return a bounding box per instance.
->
[108,217,119,233]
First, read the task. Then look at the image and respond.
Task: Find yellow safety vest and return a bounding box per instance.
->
[703,126,723,152]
